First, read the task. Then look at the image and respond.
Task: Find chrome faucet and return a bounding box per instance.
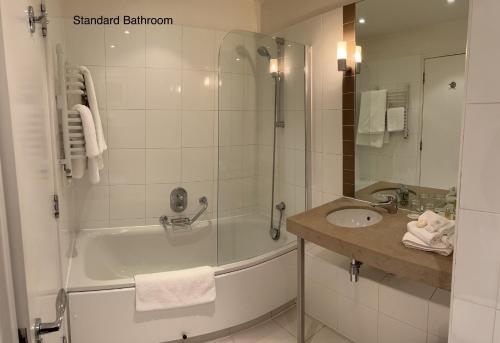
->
[371,195,398,214]
[396,184,410,206]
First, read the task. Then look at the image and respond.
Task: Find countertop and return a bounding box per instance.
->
[287,197,453,290]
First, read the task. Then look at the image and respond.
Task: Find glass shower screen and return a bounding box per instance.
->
[217,30,307,265]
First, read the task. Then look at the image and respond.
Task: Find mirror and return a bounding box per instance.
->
[353,0,469,218]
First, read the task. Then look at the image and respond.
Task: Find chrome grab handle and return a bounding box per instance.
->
[34,289,67,342]
[159,196,208,229]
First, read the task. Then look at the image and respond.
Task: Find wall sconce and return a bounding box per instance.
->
[355,45,362,74]
[269,58,279,75]
[337,41,349,72]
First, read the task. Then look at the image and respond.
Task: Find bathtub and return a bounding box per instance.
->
[66,216,297,343]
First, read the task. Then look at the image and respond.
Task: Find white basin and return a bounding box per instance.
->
[326,208,383,228]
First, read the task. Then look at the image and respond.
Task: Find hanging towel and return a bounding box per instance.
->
[402,232,453,256]
[72,104,101,184]
[134,266,216,312]
[79,66,107,169]
[387,107,405,132]
[407,220,455,246]
[357,90,387,134]
[356,132,385,148]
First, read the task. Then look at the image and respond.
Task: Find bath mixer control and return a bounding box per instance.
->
[170,187,188,213]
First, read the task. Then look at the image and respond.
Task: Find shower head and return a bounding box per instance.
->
[257,46,272,60]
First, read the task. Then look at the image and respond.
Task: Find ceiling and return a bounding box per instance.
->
[356,0,469,38]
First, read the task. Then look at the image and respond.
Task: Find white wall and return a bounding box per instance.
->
[449,0,500,341]
[356,19,468,189]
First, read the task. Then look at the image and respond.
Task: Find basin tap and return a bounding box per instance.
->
[371,195,398,214]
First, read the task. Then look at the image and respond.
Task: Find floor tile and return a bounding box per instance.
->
[307,326,353,343]
[232,320,295,343]
[274,307,324,339]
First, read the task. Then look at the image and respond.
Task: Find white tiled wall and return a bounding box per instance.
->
[305,246,451,343]
[65,23,222,228]
[449,0,500,341]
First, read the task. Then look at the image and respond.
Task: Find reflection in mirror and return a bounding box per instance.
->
[353,0,468,218]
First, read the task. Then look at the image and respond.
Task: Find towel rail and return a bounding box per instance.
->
[56,43,87,180]
[386,85,410,139]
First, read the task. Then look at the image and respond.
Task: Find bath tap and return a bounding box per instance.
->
[371,195,398,214]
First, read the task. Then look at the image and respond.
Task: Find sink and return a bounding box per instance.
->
[326,208,383,228]
[371,188,416,202]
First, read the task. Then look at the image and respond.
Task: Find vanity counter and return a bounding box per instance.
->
[287,197,453,290]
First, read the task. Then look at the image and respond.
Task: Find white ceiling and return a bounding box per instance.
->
[356,0,469,38]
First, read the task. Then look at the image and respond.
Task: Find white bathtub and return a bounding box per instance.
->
[67,217,297,342]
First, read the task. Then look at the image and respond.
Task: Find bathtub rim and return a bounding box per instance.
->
[67,224,297,292]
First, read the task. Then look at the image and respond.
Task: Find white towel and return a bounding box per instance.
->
[402,232,453,256]
[419,210,453,233]
[72,104,101,184]
[357,90,387,134]
[134,266,216,312]
[387,107,405,132]
[79,66,107,169]
[407,220,455,246]
[356,132,385,148]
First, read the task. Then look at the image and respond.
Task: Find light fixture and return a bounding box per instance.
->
[355,45,362,74]
[358,18,366,24]
[269,58,279,74]
[109,44,116,49]
[124,30,130,34]
[337,41,349,72]
[447,0,455,3]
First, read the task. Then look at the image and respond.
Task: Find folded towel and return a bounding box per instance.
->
[72,104,101,184]
[419,210,452,233]
[80,66,107,169]
[357,90,387,134]
[402,232,453,256]
[134,266,216,312]
[387,107,405,132]
[407,220,455,246]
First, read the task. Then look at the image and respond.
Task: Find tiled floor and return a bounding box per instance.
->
[207,307,353,343]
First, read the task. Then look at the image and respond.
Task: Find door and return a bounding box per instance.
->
[420,54,465,189]
[0,0,64,342]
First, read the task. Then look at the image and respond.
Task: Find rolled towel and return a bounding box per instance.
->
[134,266,216,312]
[407,220,455,246]
[419,210,452,233]
[402,232,453,256]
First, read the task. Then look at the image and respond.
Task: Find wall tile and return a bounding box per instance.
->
[466,0,500,103]
[428,289,450,339]
[182,147,214,182]
[146,25,182,68]
[146,149,181,184]
[182,70,215,110]
[65,21,105,66]
[453,209,500,308]
[146,183,177,218]
[460,104,500,213]
[106,67,145,109]
[182,110,214,147]
[182,26,215,71]
[379,275,434,331]
[336,265,385,311]
[109,185,145,220]
[306,281,338,331]
[449,299,495,343]
[108,149,145,185]
[337,295,378,343]
[146,110,181,148]
[105,24,145,67]
[378,314,427,343]
[107,110,145,148]
[322,153,343,195]
[79,186,109,222]
[322,110,343,155]
[145,68,182,110]
[493,310,500,343]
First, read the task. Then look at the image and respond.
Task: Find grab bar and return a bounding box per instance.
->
[159,196,208,229]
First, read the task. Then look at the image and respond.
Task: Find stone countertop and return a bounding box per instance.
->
[287,197,453,290]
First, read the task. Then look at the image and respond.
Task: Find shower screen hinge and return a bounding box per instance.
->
[18,328,28,343]
[27,3,48,37]
[53,194,60,219]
